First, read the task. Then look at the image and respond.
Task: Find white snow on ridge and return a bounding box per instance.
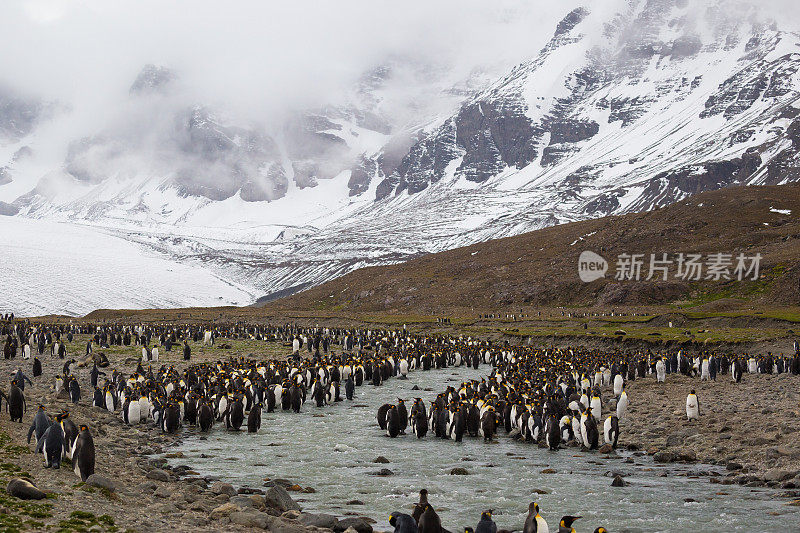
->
[0,217,258,316]
[770,207,792,215]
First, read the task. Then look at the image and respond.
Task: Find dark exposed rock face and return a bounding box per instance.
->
[632,149,763,210]
[348,156,378,196]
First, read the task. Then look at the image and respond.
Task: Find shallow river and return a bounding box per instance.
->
[167,365,800,532]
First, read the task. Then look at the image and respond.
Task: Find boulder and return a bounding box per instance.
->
[146,469,170,482]
[86,474,116,493]
[334,517,373,533]
[230,510,270,529]
[299,513,338,528]
[211,482,238,497]
[450,467,469,475]
[6,479,46,500]
[599,444,614,454]
[265,485,301,513]
[611,475,626,487]
[653,450,674,463]
[210,502,240,519]
[764,469,795,483]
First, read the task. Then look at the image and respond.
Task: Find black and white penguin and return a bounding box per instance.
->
[32,357,42,378]
[123,396,141,425]
[247,402,262,433]
[544,415,560,451]
[523,502,549,533]
[386,405,401,438]
[68,377,81,404]
[396,399,408,435]
[36,420,65,468]
[580,410,599,450]
[377,403,391,430]
[72,425,95,482]
[475,511,497,533]
[480,408,498,442]
[225,397,245,430]
[603,415,620,449]
[58,411,79,459]
[162,403,181,433]
[26,405,51,449]
[686,390,700,421]
[389,512,418,533]
[411,399,428,439]
[345,375,355,400]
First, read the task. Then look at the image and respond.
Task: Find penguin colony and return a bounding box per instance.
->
[3,316,800,530]
[389,490,608,533]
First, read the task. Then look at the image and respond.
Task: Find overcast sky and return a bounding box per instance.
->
[0,0,579,124]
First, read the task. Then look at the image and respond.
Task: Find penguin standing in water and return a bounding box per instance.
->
[389,512,418,533]
[411,399,428,439]
[386,405,401,438]
[8,379,26,422]
[345,375,355,400]
[36,419,65,468]
[557,516,581,533]
[247,401,262,433]
[27,405,51,449]
[580,410,599,450]
[198,400,214,432]
[603,415,620,448]
[32,357,42,377]
[417,504,443,533]
[686,390,700,421]
[72,425,95,481]
[162,403,181,433]
[523,502,549,533]
[225,397,245,430]
[397,399,408,435]
[475,511,496,533]
[544,415,560,450]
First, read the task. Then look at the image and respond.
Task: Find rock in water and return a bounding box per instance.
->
[7,478,47,500]
[265,485,301,513]
[611,475,626,487]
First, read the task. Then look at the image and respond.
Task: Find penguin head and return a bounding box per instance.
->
[594,529,607,533]
[481,510,493,521]
[560,516,581,528]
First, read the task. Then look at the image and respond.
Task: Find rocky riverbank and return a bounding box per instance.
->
[616,372,800,499]
[0,336,378,532]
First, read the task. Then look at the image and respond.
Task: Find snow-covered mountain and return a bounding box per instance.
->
[2,0,800,316]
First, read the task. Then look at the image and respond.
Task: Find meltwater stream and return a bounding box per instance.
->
[166,365,799,532]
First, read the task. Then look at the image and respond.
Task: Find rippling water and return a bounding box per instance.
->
[167,365,799,532]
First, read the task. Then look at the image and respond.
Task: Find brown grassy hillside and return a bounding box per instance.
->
[263,184,800,315]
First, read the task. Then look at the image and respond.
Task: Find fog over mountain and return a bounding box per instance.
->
[1,0,799,316]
